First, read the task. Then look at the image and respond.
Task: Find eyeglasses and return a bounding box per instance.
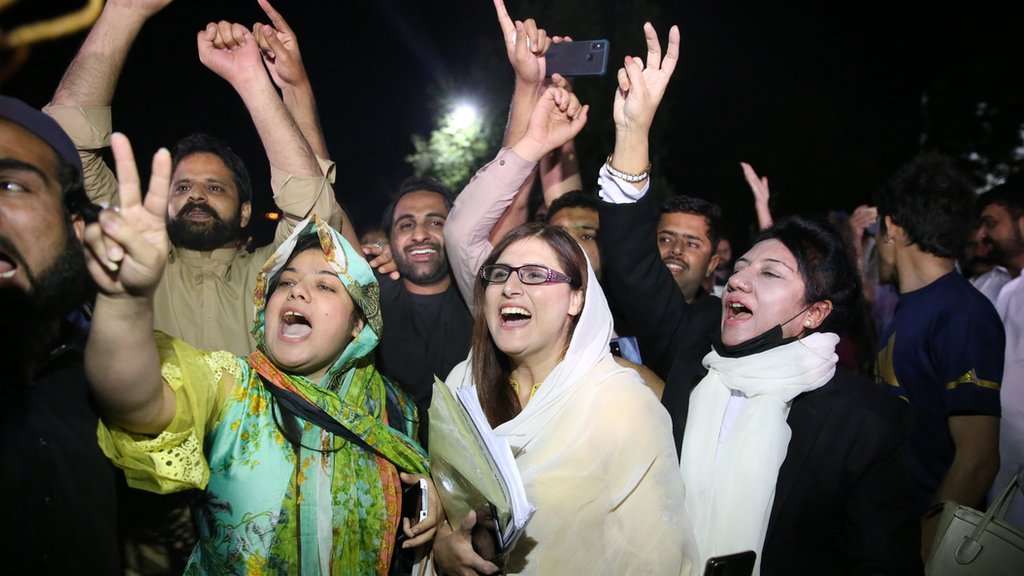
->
[479,264,576,286]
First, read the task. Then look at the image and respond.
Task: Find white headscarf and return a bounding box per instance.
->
[680,332,839,574]
[444,249,626,452]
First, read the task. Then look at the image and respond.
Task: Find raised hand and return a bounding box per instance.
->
[197,21,267,88]
[741,162,770,206]
[848,205,878,258]
[741,162,774,230]
[252,0,308,90]
[494,0,563,86]
[513,86,589,162]
[83,133,171,299]
[613,23,680,133]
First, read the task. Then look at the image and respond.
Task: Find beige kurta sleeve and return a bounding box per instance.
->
[43,104,119,207]
[269,157,339,245]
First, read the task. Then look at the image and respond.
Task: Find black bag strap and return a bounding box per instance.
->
[261,377,393,464]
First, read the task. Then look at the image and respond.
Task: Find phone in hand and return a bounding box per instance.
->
[401,478,429,525]
[546,39,610,77]
[704,551,756,576]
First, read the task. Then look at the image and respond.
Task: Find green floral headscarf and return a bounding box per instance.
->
[251,215,383,383]
[245,216,428,573]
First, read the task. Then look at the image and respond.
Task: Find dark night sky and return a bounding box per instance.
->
[4,0,1020,248]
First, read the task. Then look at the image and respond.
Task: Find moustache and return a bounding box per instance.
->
[176,202,222,222]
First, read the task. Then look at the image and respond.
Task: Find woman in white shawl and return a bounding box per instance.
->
[680,217,920,575]
[433,222,695,575]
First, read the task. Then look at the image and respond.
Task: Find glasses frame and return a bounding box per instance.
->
[479,263,576,286]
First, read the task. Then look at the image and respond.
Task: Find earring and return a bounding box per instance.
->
[804,320,812,327]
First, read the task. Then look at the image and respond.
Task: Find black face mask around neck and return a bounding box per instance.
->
[713,305,812,358]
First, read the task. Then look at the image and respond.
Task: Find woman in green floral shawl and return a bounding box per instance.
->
[84,144,436,576]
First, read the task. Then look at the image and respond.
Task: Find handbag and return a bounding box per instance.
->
[925,471,1024,575]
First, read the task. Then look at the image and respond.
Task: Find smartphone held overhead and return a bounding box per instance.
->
[546,39,610,77]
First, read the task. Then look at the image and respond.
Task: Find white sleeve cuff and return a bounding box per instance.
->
[597,163,650,204]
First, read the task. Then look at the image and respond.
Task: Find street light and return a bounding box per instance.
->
[449,102,479,132]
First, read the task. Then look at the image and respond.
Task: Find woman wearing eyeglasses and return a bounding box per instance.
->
[433,221,693,575]
[430,81,694,573]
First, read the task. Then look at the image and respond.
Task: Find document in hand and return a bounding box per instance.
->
[428,377,535,555]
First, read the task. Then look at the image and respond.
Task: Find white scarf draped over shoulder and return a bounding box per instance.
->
[444,250,697,575]
[680,332,839,574]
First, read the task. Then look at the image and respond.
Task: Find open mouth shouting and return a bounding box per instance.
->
[279,308,313,342]
[724,296,754,324]
[0,248,20,282]
[499,305,533,328]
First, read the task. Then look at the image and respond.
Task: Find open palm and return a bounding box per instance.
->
[613,23,680,132]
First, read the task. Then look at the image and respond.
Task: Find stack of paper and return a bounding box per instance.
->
[429,377,535,555]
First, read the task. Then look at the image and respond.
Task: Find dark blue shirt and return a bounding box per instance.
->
[876,271,1003,514]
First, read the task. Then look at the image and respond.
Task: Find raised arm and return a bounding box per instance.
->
[741,162,773,231]
[446,87,588,302]
[250,0,359,245]
[538,75,584,206]
[598,23,690,372]
[197,22,358,248]
[46,0,175,206]
[487,1,570,242]
[83,133,176,436]
[252,0,328,160]
[198,22,319,178]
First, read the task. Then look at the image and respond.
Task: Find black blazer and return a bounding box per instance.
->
[599,193,922,574]
[757,372,920,575]
[598,191,720,450]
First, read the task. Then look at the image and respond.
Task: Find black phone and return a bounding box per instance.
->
[401,478,428,525]
[609,339,623,358]
[546,39,610,77]
[704,551,756,576]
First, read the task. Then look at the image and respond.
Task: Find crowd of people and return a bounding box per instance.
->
[2,0,1021,575]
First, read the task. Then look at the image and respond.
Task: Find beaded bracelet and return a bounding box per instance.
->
[605,155,652,182]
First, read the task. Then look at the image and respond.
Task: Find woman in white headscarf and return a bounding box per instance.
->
[432,222,694,575]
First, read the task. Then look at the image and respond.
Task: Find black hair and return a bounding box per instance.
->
[381,176,454,236]
[754,216,863,335]
[876,152,975,258]
[660,195,723,248]
[975,173,1024,220]
[546,190,599,222]
[171,133,252,204]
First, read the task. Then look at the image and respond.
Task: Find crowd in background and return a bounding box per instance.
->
[2,1,1021,575]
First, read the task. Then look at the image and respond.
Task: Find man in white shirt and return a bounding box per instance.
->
[977,176,1024,526]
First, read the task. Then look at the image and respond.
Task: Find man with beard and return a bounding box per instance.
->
[375,177,473,418]
[44,0,351,357]
[975,176,1024,528]
[0,96,121,573]
[874,153,1003,557]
